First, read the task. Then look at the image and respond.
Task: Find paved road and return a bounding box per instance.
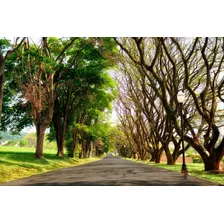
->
[0,153,218,186]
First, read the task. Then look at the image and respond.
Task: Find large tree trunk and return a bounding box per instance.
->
[35,125,46,159]
[164,144,175,165]
[57,141,64,157]
[140,150,146,160]
[203,152,222,171]
[155,149,163,163]
[171,137,182,163]
[202,127,224,171]
[204,158,220,171]
[185,131,224,171]
[53,98,64,157]
[33,91,54,158]
[54,123,64,157]
[203,143,224,171]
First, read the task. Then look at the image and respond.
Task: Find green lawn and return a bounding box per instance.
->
[124,158,224,185]
[0,146,102,183]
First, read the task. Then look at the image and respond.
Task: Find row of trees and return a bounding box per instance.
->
[2,37,224,171]
[114,37,224,171]
[0,37,117,158]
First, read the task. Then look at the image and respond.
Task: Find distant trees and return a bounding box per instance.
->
[0,131,26,145]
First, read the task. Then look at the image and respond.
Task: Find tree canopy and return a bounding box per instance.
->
[1,37,118,158]
[114,37,224,171]
[1,37,224,172]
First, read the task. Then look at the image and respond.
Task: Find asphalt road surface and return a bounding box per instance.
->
[0,153,218,186]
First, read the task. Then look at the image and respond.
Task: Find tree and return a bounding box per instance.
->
[114,43,181,163]
[114,37,224,171]
[8,37,84,158]
[48,38,116,156]
[0,38,25,123]
[65,80,117,158]
[2,37,118,159]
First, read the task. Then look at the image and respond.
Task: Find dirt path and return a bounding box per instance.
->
[0,153,218,186]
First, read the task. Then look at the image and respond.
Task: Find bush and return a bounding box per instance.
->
[192,154,203,163]
[19,139,27,147]
[186,151,203,163]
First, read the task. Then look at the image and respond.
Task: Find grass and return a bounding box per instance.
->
[124,158,224,185]
[0,146,103,183]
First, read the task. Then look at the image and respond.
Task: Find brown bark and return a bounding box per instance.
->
[164,144,175,165]
[203,137,224,171]
[53,98,65,157]
[57,133,66,157]
[140,154,146,160]
[33,92,54,158]
[172,137,181,162]
[204,157,221,171]
[53,90,80,157]
[184,129,224,171]
[32,82,55,158]
[55,134,65,155]
[204,155,221,171]
[155,155,161,163]
[155,149,163,163]
[57,150,64,157]
[35,125,45,158]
